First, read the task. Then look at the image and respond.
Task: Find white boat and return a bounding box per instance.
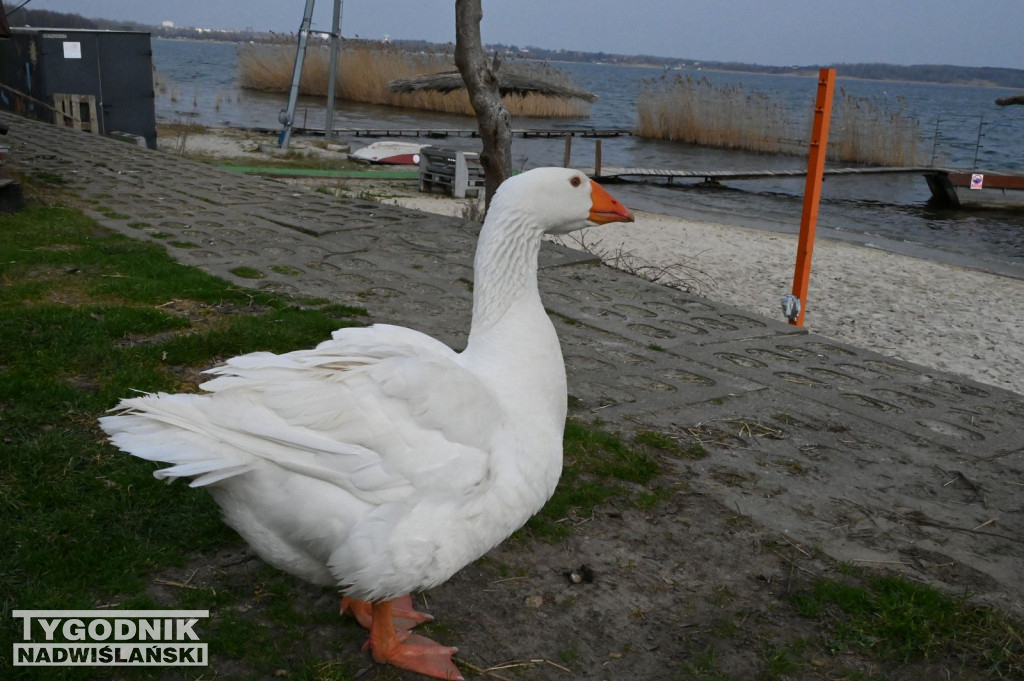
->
[350,141,428,165]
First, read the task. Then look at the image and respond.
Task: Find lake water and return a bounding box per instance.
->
[151,39,1024,278]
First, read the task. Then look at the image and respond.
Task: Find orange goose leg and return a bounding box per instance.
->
[341,593,433,632]
[367,599,462,680]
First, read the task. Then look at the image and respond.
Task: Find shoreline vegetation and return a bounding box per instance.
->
[236,42,924,166]
[9,7,1007,164]
[236,43,591,118]
[635,75,924,165]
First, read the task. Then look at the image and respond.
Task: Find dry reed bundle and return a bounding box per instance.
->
[237,42,590,118]
[635,74,789,153]
[636,73,924,165]
[829,89,923,165]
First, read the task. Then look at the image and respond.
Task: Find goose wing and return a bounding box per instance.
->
[101,324,503,504]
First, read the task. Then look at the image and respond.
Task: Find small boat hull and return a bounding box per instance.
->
[926,171,1024,210]
[350,141,428,165]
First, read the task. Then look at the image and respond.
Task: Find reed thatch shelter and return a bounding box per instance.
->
[388,71,598,102]
[995,94,1024,106]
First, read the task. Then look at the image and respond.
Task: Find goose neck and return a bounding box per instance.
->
[470,213,543,332]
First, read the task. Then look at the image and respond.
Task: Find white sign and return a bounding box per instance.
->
[970,173,984,190]
[12,610,209,667]
[63,42,82,59]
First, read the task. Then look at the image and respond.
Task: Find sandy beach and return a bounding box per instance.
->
[389,192,1024,397]
[167,130,1024,396]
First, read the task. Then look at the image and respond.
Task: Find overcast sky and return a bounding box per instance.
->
[15,0,1024,69]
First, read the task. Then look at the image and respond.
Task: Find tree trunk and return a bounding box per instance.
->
[454,0,512,209]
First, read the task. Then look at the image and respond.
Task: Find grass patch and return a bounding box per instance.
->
[676,645,729,680]
[634,429,680,453]
[635,429,708,460]
[791,572,1024,675]
[524,419,661,539]
[229,265,265,279]
[0,200,368,673]
[30,170,69,185]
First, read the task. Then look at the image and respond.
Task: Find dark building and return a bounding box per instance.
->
[1,27,156,148]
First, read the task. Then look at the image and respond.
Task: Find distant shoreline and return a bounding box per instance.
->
[154,35,1022,91]
[18,0,1023,90]
[161,35,1022,91]
[546,57,1022,90]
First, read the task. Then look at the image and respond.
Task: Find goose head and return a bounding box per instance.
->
[488,167,635,236]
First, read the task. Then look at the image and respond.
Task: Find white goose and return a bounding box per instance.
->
[100,167,634,679]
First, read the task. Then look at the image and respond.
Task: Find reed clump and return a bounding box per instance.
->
[635,74,789,154]
[635,73,924,165]
[830,88,923,165]
[237,42,590,118]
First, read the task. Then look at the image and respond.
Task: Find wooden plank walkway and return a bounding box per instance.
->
[589,166,945,183]
[246,125,633,140]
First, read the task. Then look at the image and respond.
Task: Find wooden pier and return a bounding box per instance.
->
[587,166,944,184]
[242,121,1007,208]
[248,125,632,140]
[585,166,1024,210]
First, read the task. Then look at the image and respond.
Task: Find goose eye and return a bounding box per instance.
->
[570,176,582,188]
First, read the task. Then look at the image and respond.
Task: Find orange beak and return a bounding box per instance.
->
[588,180,635,224]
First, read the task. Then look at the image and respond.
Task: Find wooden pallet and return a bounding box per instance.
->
[418,146,485,199]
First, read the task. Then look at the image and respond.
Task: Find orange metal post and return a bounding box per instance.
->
[789,68,836,327]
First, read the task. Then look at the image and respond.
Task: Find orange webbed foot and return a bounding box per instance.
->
[368,599,463,680]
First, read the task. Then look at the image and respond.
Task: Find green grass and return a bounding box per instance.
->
[674,645,729,681]
[523,419,662,539]
[30,170,70,185]
[635,429,708,460]
[791,572,1024,675]
[228,265,265,279]
[0,201,368,677]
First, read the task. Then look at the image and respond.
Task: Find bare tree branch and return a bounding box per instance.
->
[454,0,512,209]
